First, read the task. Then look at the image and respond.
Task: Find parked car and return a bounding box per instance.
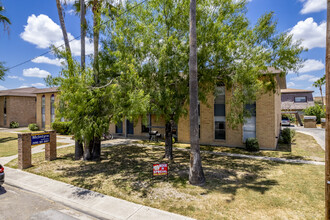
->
[0,164,4,186]
[281,115,291,126]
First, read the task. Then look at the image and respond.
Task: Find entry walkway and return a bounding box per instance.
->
[291,126,325,150]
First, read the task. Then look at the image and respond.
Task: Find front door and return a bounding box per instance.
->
[243,103,256,142]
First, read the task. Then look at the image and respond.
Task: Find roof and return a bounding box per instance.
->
[33,87,58,94]
[281,88,314,94]
[0,87,37,97]
[0,87,59,97]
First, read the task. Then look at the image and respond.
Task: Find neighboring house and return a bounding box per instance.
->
[34,87,58,130]
[281,88,314,112]
[0,87,37,127]
[109,71,286,150]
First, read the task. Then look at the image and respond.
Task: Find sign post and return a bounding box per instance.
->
[18,131,57,169]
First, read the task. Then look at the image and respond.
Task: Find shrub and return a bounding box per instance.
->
[303,104,325,124]
[280,128,295,144]
[51,121,72,135]
[28,123,39,131]
[9,121,19,128]
[245,138,259,152]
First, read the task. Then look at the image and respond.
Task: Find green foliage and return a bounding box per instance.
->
[103,0,304,127]
[280,128,295,144]
[303,104,325,124]
[51,121,72,135]
[282,114,296,123]
[245,138,259,152]
[9,121,19,128]
[28,123,39,131]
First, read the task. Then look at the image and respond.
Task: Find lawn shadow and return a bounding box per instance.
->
[54,144,304,202]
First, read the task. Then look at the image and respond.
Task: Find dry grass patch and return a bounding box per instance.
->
[0,132,18,157]
[7,143,324,219]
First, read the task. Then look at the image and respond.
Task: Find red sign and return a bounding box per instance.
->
[153,163,168,176]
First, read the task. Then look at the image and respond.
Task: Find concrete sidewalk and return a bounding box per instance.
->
[4,166,194,220]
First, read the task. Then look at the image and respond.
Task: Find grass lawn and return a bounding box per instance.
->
[0,132,72,157]
[7,137,324,219]
[136,132,325,162]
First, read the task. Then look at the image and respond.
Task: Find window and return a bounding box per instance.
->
[51,94,55,123]
[243,103,256,142]
[116,122,123,134]
[214,86,225,140]
[141,115,151,133]
[42,95,45,128]
[294,96,307,103]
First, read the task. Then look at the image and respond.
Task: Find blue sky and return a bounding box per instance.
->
[0,0,327,96]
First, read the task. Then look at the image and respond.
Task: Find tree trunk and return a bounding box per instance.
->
[55,0,71,55]
[189,0,205,186]
[80,0,86,69]
[164,121,173,160]
[74,140,84,160]
[92,136,101,161]
[84,139,94,160]
[92,0,100,81]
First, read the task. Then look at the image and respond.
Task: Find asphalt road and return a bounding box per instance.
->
[0,184,96,220]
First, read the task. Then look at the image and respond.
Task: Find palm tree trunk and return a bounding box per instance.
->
[55,0,71,55]
[74,0,87,160]
[80,0,86,69]
[189,0,205,186]
[91,0,101,160]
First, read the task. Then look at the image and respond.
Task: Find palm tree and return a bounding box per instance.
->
[313,75,325,107]
[55,0,71,56]
[0,3,11,34]
[189,0,205,185]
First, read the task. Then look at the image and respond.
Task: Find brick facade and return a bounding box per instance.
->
[0,96,36,127]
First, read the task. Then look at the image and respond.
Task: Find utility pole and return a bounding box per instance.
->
[326,0,330,218]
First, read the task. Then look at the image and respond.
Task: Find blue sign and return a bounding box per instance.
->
[31,133,50,146]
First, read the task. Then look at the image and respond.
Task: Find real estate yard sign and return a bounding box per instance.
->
[31,133,50,146]
[153,163,168,176]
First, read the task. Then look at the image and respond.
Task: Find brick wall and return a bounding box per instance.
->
[0,96,37,127]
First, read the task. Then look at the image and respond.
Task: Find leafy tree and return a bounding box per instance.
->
[313,75,325,107]
[303,104,325,124]
[102,0,304,162]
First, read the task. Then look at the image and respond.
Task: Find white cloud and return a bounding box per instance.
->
[20,14,63,49]
[289,59,325,74]
[23,68,51,78]
[18,86,29,89]
[8,75,24,81]
[287,82,295,87]
[0,85,7,90]
[308,77,320,82]
[20,14,93,56]
[31,83,46,87]
[289,18,326,49]
[290,74,315,81]
[300,0,326,14]
[32,56,66,66]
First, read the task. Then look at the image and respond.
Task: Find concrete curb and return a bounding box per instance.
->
[4,166,194,220]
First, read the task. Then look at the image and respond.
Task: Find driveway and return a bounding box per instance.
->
[290,126,325,150]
